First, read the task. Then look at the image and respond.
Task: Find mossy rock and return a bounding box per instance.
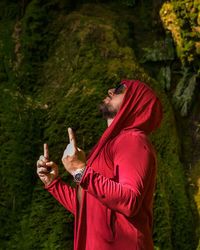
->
[33,4,195,250]
[160,1,200,65]
[0,2,197,250]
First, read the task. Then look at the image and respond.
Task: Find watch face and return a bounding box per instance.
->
[73,167,85,183]
[75,173,82,182]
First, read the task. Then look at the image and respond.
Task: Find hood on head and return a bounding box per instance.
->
[115,79,163,135]
[87,79,163,163]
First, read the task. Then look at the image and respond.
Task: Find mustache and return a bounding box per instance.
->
[103,96,111,102]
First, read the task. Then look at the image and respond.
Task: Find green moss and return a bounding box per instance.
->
[0,1,198,250]
[33,4,195,249]
[160,1,199,67]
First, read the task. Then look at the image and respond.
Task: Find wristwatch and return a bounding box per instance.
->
[72,167,86,183]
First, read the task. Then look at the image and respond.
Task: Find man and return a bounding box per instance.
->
[37,79,163,250]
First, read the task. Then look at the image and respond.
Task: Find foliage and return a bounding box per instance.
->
[0,1,198,250]
[120,0,137,7]
[141,35,175,63]
[189,160,200,248]
[173,67,198,116]
[150,100,196,249]
[144,0,200,117]
[0,0,75,249]
[160,1,200,66]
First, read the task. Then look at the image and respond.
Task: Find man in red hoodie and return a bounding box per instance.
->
[37,80,163,250]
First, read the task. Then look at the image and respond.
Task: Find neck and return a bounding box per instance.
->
[107,118,114,127]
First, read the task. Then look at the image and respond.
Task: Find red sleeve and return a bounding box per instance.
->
[45,177,76,215]
[80,133,155,217]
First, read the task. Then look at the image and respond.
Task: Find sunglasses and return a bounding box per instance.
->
[114,83,126,94]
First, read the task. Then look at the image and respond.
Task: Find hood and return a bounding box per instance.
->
[117,79,163,134]
[87,79,163,164]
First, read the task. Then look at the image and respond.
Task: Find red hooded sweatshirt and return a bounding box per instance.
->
[46,80,163,250]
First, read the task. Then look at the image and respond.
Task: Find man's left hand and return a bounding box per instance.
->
[62,128,86,175]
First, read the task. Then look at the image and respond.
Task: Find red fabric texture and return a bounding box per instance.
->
[46,80,163,250]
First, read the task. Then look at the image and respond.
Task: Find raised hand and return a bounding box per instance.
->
[37,143,58,186]
[62,128,86,175]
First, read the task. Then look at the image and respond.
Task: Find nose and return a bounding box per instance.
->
[108,88,115,97]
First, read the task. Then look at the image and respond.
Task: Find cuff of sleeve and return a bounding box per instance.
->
[80,167,93,189]
[44,177,61,189]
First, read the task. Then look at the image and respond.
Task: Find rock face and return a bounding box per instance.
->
[0,1,198,250]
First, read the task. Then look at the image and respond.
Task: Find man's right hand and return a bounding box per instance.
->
[36,143,58,186]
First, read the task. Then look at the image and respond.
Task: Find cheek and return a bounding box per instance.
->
[114,95,125,108]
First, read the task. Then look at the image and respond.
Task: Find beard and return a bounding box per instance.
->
[99,102,118,119]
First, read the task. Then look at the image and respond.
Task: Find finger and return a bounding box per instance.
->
[45,162,55,172]
[37,167,49,173]
[37,169,49,176]
[68,127,77,149]
[46,161,54,166]
[38,172,49,177]
[37,160,46,167]
[43,143,49,160]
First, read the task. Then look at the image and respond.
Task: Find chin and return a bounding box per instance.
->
[99,102,117,119]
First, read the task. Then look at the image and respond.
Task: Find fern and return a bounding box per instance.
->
[173,68,198,116]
